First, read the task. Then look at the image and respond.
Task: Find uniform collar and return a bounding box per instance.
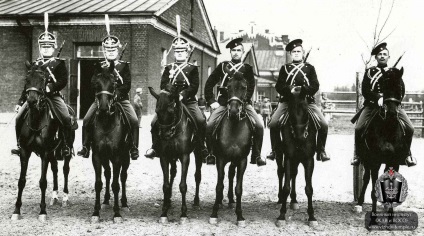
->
[292,60,303,65]
[231,59,241,64]
[377,63,387,69]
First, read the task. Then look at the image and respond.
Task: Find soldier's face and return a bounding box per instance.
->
[290,46,304,61]
[40,45,55,57]
[375,49,390,65]
[174,50,188,62]
[105,48,119,60]
[230,45,244,61]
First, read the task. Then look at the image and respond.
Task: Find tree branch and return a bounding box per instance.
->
[377,0,395,42]
[373,0,383,45]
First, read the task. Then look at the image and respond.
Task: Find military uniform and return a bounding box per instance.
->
[268,39,329,161]
[204,56,266,165]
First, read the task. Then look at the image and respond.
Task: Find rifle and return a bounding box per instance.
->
[119,42,127,60]
[303,47,312,63]
[56,40,65,57]
[393,51,406,68]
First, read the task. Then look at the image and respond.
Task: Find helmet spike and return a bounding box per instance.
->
[105,14,110,36]
[44,12,49,35]
[176,15,181,38]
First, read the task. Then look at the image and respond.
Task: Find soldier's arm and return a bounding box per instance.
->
[362,69,381,102]
[180,66,199,101]
[204,63,223,105]
[116,63,131,97]
[160,66,171,90]
[47,60,68,92]
[244,65,255,103]
[301,65,319,95]
[275,65,293,97]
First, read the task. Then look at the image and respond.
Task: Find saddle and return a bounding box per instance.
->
[211,107,255,139]
[277,108,321,130]
[44,97,78,130]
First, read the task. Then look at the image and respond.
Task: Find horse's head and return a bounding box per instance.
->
[226,71,247,120]
[93,61,116,115]
[149,86,178,125]
[24,61,47,109]
[382,67,404,117]
[288,86,310,143]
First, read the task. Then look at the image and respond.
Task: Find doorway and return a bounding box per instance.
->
[79,60,101,118]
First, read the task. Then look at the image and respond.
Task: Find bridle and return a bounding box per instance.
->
[380,97,401,120]
[156,90,183,139]
[226,78,247,121]
[290,116,310,139]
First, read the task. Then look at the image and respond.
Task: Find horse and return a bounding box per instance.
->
[148,86,203,224]
[355,67,409,219]
[276,86,318,227]
[208,73,252,227]
[11,61,75,222]
[90,61,131,223]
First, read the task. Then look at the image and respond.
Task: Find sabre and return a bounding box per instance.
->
[393,51,406,68]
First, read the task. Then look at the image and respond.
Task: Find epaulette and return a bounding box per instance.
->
[187,62,199,67]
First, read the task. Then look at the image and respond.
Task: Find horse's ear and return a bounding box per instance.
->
[400,67,404,76]
[148,87,159,100]
[25,61,31,70]
[109,60,115,73]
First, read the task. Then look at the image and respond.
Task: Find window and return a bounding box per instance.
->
[76,45,103,58]
[257,91,265,102]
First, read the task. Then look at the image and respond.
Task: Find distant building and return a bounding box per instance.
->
[0,0,220,116]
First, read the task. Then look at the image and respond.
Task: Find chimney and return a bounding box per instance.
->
[213,26,218,41]
[265,29,269,34]
[219,32,224,41]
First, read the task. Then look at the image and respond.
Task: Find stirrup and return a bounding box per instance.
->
[144,148,157,159]
[130,147,139,160]
[11,146,21,156]
[77,146,90,158]
[266,151,276,161]
[206,154,216,165]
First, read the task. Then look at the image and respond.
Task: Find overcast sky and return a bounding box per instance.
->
[204,0,424,91]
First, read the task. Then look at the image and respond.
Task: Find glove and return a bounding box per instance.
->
[291,86,301,94]
[15,105,21,113]
[179,94,183,101]
[45,85,51,93]
[210,102,220,110]
[378,97,384,107]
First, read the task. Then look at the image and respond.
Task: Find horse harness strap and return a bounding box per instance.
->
[171,62,190,86]
[95,91,114,96]
[285,63,310,86]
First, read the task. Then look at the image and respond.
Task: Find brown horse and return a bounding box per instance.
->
[276,87,318,227]
[148,86,203,224]
[90,62,131,223]
[208,73,252,227]
[11,61,74,222]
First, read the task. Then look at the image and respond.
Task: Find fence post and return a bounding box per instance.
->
[353,72,364,202]
[422,103,424,137]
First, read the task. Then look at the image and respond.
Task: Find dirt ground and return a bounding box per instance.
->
[0,113,423,236]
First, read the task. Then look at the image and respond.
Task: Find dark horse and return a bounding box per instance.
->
[276,86,318,227]
[11,61,75,222]
[148,86,203,224]
[209,73,251,227]
[355,68,409,217]
[90,62,131,223]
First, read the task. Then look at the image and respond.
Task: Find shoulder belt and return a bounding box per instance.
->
[285,63,309,86]
[369,67,383,91]
[219,61,243,87]
[171,62,190,86]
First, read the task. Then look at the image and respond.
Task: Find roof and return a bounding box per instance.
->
[0,0,175,15]
[255,50,286,71]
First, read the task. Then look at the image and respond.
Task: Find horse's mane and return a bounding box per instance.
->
[382,68,404,100]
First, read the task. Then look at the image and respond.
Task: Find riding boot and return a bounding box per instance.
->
[205,135,216,165]
[145,126,160,159]
[250,131,266,166]
[61,125,73,159]
[11,115,24,156]
[405,151,417,167]
[351,132,361,166]
[195,122,209,160]
[129,123,139,160]
[316,127,330,162]
[77,125,91,158]
[267,128,280,161]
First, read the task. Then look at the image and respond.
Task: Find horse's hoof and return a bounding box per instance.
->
[38,214,47,222]
[209,217,218,225]
[276,220,286,227]
[228,203,235,209]
[113,217,123,223]
[91,216,100,224]
[11,214,22,221]
[237,220,246,227]
[290,202,299,210]
[101,204,110,209]
[50,198,59,206]
[160,217,168,224]
[180,217,188,224]
[308,220,318,227]
[354,205,362,213]
[121,207,130,212]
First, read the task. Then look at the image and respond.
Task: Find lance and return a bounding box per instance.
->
[393,51,406,68]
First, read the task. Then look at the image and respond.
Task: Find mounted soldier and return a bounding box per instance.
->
[11,13,72,158]
[144,26,208,159]
[77,16,139,160]
[267,39,330,162]
[204,38,266,166]
[351,43,416,166]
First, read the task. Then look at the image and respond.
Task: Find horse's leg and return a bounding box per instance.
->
[169,160,177,200]
[38,155,50,221]
[62,154,71,207]
[290,160,299,210]
[11,149,31,220]
[120,155,130,210]
[193,149,203,207]
[277,154,285,204]
[179,154,190,223]
[357,166,370,208]
[235,158,247,226]
[228,163,236,208]
[369,164,380,226]
[112,162,122,222]
[49,155,59,206]
[160,157,171,222]
[277,156,291,226]
[304,158,317,225]
[102,160,111,207]
[91,154,102,223]
[210,158,225,224]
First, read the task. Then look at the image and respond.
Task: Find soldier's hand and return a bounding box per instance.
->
[14,105,21,113]
[210,102,220,110]
[179,94,183,101]
[378,97,384,107]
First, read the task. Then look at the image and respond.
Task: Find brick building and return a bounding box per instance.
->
[0,0,219,117]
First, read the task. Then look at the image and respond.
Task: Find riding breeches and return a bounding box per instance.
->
[269,102,328,154]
